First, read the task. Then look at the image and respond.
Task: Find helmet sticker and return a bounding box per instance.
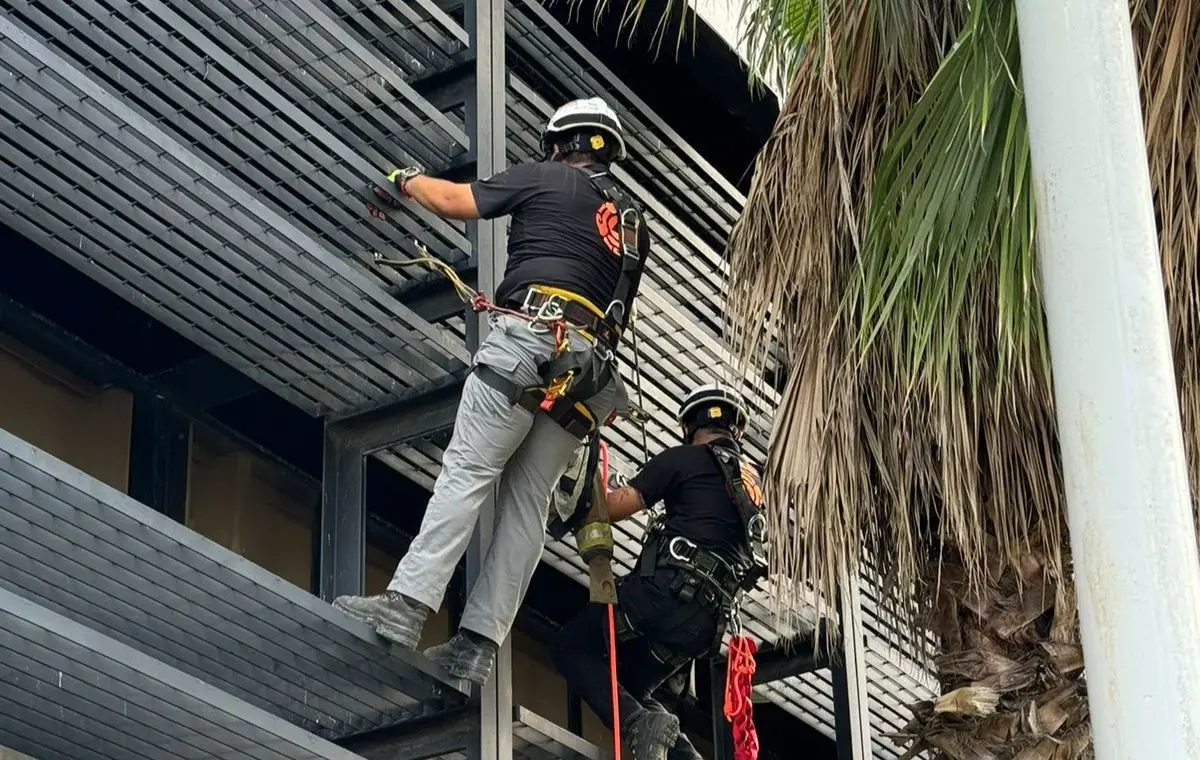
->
[594,201,621,256]
[708,406,722,419]
[590,134,605,150]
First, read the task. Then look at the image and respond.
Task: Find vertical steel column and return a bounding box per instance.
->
[128,394,190,523]
[317,388,462,602]
[1015,1,1200,755]
[566,687,583,736]
[319,426,366,602]
[465,0,510,754]
[708,658,735,760]
[831,569,870,760]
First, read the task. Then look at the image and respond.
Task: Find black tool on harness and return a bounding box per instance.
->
[547,434,604,541]
[473,168,646,440]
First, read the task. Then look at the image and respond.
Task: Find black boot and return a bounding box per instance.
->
[332,591,428,649]
[622,709,680,760]
[423,631,498,685]
[668,732,704,760]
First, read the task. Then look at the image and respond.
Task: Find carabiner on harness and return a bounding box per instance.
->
[541,370,576,412]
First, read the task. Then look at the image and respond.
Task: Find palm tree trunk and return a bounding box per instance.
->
[896,536,1091,760]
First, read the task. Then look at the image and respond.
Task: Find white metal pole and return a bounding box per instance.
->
[1015,1,1200,757]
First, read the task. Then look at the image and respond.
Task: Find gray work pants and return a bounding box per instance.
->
[388,312,625,645]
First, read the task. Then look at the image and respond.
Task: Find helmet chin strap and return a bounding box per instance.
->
[542,131,612,164]
[685,423,741,444]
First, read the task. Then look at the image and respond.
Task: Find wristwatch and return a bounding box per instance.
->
[387,165,424,198]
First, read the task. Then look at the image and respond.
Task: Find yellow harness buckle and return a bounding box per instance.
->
[540,371,576,412]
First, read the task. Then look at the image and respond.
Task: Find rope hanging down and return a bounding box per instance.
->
[724,630,760,760]
[598,442,624,760]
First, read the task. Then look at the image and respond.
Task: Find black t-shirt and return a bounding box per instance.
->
[469,161,651,312]
[629,444,750,558]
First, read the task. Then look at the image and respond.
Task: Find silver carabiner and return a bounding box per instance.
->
[536,299,564,322]
[667,536,696,562]
[728,601,744,636]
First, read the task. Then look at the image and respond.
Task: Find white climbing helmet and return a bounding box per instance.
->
[541,97,628,162]
[678,382,749,440]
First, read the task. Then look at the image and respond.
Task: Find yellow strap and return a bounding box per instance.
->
[530,285,606,320]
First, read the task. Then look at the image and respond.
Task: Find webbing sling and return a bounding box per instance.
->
[703,440,769,591]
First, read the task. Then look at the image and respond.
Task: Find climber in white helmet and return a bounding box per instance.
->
[334,97,653,692]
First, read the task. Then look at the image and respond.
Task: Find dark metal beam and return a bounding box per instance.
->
[149,354,262,409]
[392,264,479,323]
[565,687,583,736]
[338,706,479,760]
[410,55,476,111]
[0,293,312,489]
[128,393,190,522]
[326,375,466,453]
[749,631,829,686]
[320,423,368,601]
[466,0,510,751]
[318,376,465,601]
[709,658,736,760]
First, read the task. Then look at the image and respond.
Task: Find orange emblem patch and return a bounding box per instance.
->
[595,201,621,256]
[740,461,765,508]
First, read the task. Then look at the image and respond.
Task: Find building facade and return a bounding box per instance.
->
[0,1,933,757]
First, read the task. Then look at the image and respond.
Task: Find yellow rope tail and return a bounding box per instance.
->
[372,240,477,304]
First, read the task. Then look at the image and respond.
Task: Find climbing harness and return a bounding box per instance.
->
[634,438,767,753]
[704,440,770,591]
[637,442,768,603]
[363,164,648,441]
[724,610,760,760]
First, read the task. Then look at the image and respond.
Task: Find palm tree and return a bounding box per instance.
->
[584,0,1199,757]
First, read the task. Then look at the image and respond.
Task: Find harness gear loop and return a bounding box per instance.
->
[724,634,760,760]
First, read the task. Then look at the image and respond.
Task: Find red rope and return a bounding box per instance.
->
[596,442,622,760]
[724,635,760,760]
[607,603,622,760]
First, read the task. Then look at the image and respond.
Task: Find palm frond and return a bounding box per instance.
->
[1131,0,1200,543]
[848,0,1064,611]
[737,0,819,93]
[723,0,965,629]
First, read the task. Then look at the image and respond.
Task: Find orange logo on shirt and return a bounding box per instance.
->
[595,201,622,256]
[740,460,765,508]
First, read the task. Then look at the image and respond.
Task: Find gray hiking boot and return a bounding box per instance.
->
[623,709,680,760]
[423,632,497,685]
[332,591,428,649]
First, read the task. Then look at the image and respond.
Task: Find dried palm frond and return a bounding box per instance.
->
[724,0,966,630]
[1131,0,1200,545]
